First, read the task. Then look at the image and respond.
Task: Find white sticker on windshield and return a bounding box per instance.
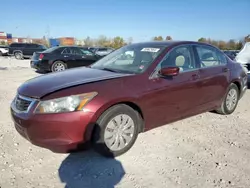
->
[141,48,160,52]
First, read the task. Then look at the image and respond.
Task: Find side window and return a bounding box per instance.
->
[27,44,38,48]
[160,45,196,72]
[79,49,94,56]
[71,48,82,55]
[61,48,72,54]
[196,46,225,67]
[216,51,228,65]
[10,43,22,47]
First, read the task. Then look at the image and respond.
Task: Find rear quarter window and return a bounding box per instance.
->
[10,43,24,47]
[196,45,227,67]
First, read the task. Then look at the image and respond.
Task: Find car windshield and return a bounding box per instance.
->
[90,44,166,74]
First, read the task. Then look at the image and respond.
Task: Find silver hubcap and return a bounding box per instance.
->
[104,114,135,151]
[54,62,65,72]
[16,53,21,59]
[226,88,238,111]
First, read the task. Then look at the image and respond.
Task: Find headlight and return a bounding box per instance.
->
[34,92,98,114]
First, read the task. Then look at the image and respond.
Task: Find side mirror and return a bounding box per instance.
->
[159,67,180,77]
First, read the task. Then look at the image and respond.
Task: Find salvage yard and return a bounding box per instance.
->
[0,57,250,188]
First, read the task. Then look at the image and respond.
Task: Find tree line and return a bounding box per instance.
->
[82,34,250,50]
[151,35,250,50]
[1,34,249,50]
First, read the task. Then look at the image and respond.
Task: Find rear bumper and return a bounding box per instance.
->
[30,60,50,71]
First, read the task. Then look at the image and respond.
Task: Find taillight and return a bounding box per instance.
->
[39,54,44,60]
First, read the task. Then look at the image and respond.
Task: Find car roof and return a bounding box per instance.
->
[129,41,222,51]
[131,40,210,46]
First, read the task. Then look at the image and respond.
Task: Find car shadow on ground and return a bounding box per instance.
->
[58,150,125,188]
[35,70,48,74]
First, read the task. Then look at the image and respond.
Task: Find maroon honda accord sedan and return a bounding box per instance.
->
[10,41,248,157]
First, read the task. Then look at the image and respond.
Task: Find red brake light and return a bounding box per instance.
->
[39,53,44,60]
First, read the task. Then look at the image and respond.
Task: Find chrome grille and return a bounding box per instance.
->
[13,95,35,113]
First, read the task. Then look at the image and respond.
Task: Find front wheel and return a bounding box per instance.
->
[51,61,67,72]
[14,52,23,60]
[216,83,239,115]
[92,104,141,158]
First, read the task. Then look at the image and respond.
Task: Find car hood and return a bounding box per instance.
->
[18,67,131,98]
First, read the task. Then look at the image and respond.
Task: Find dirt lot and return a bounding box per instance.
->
[0,57,250,188]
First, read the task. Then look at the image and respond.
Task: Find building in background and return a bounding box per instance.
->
[49,38,61,47]
[58,37,75,46]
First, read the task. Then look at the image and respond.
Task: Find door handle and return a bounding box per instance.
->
[64,55,69,58]
[222,68,229,72]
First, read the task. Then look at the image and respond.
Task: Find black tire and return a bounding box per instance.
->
[216,83,239,115]
[14,51,23,60]
[51,61,67,72]
[92,104,141,158]
[0,51,2,56]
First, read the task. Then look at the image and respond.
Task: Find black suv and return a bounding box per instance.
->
[8,43,47,59]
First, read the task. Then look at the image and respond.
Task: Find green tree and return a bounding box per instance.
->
[0,41,6,45]
[236,41,243,50]
[111,36,125,49]
[165,36,172,40]
[84,36,94,46]
[96,35,109,46]
[218,40,227,50]
[153,36,163,41]
[211,40,218,47]
[198,37,207,43]
[227,39,236,50]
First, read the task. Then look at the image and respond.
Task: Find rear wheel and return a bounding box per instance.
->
[92,104,141,158]
[216,83,239,115]
[51,61,67,72]
[14,52,23,60]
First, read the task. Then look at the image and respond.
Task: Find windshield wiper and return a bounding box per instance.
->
[101,67,119,73]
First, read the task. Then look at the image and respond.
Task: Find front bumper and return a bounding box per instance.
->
[0,49,9,55]
[10,101,95,153]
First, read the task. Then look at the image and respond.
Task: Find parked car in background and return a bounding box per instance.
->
[235,42,250,74]
[0,45,9,56]
[30,46,102,72]
[10,41,247,158]
[88,47,114,56]
[222,50,239,60]
[8,43,47,59]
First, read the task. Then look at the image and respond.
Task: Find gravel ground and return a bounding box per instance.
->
[0,57,250,188]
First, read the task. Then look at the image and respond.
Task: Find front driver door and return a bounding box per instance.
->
[143,45,201,129]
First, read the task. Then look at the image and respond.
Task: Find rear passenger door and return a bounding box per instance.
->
[23,44,37,56]
[60,47,76,68]
[194,45,230,108]
[71,47,97,67]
